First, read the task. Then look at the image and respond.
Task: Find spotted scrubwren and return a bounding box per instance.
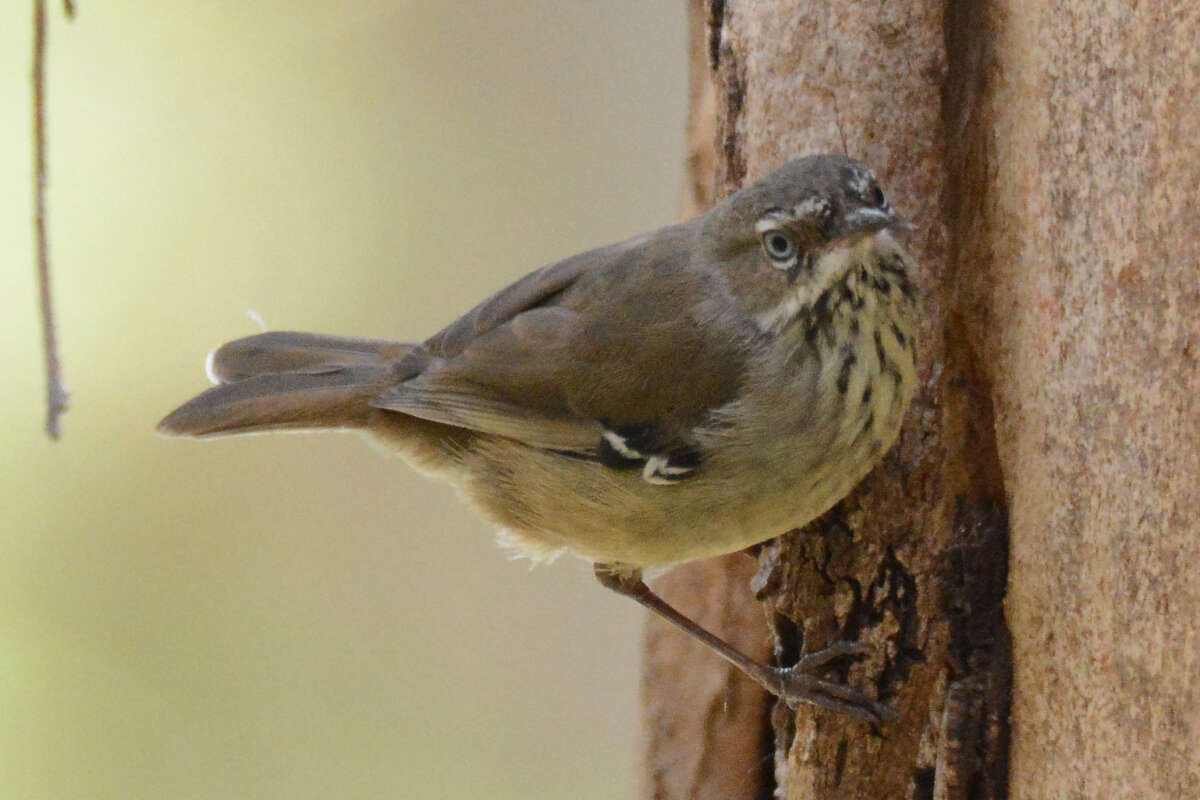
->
[159,154,919,726]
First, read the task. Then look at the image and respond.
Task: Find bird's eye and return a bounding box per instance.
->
[762,231,796,263]
[871,186,886,207]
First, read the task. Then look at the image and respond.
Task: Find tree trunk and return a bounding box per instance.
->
[641,1,1199,798]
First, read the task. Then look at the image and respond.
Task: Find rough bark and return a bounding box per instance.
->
[644,1,1199,798]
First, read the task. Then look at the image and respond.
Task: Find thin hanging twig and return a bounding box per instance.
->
[33,0,71,438]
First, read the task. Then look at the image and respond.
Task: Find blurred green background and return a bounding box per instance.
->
[1,3,687,798]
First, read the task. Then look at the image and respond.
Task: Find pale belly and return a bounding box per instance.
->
[457,317,916,567]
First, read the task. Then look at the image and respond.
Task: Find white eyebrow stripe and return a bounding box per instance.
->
[754,212,793,234]
[793,195,830,218]
[846,170,874,196]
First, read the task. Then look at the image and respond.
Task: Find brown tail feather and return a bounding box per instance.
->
[159,332,412,437]
[206,331,412,383]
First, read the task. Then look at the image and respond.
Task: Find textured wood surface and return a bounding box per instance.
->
[943,2,1200,796]
[644,2,1198,797]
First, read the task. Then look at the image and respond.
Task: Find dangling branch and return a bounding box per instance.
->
[32,0,75,439]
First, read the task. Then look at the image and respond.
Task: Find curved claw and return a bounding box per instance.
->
[594,567,899,727]
[771,640,898,727]
[793,640,870,671]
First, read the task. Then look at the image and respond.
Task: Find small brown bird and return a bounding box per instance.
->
[160,154,917,724]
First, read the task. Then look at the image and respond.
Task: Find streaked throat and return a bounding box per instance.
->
[754,230,912,334]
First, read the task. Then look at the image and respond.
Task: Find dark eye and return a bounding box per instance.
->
[762,231,796,263]
[871,186,886,206]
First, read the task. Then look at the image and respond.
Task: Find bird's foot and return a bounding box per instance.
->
[768,641,898,727]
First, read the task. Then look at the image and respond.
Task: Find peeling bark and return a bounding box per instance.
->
[660,1,987,797]
[645,1,1199,798]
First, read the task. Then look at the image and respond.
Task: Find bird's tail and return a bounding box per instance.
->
[157,331,412,437]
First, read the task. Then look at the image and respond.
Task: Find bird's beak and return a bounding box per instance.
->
[839,207,904,238]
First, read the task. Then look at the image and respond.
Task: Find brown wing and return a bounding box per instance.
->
[421,238,612,359]
[371,222,755,457]
[372,306,603,450]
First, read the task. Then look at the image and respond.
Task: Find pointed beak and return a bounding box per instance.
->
[839,207,904,239]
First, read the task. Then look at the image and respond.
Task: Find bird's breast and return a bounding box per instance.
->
[458,240,918,568]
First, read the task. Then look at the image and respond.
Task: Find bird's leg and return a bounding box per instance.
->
[595,563,897,726]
